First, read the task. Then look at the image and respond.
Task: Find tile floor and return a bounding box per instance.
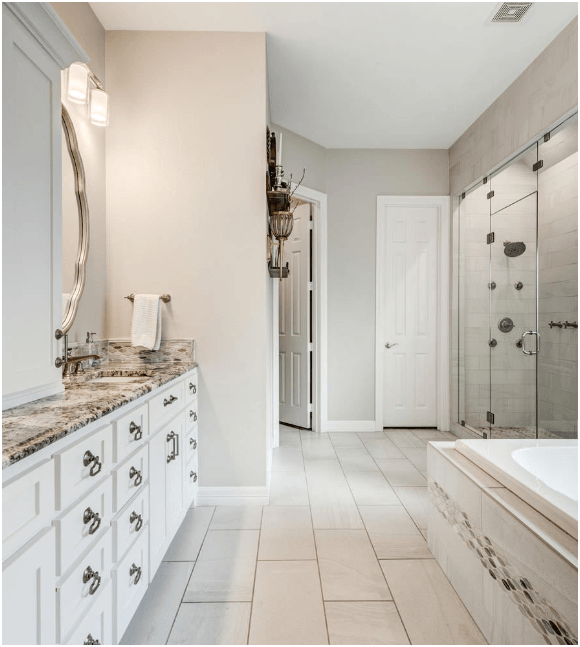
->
[121,426,486,645]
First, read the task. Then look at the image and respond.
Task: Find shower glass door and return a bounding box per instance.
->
[488,145,538,438]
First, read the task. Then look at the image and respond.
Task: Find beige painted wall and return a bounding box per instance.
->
[106,31,269,488]
[449,16,578,196]
[52,2,107,343]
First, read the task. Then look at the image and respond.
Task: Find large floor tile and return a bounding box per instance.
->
[271,446,304,472]
[344,471,399,506]
[301,436,337,460]
[259,506,316,560]
[315,529,391,601]
[329,432,365,448]
[383,430,425,448]
[335,448,379,473]
[375,458,427,486]
[412,429,457,442]
[360,438,405,459]
[325,601,409,645]
[309,488,364,529]
[209,506,263,530]
[381,559,486,644]
[167,603,251,645]
[393,486,429,531]
[358,505,421,535]
[279,426,302,448]
[183,530,259,602]
[269,471,310,505]
[399,447,428,472]
[120,562,193,645]
[358,505,429,559]
[249,561,328,644]
[163,507,215,562]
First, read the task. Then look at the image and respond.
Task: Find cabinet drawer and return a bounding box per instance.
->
[184,457,198,505]
[54,478,113,576]
[184,373,198,404]
[185,401,199,430]
[113,486,149,562]
[64,581,112,646]
[2,458,55,559]
[57,529,112,642]
[55,425,113,510]
[149,380,185,427]
[114,403,148,464]
[113,445,148,513]
[114,529,148,643]
[184,423,198,463]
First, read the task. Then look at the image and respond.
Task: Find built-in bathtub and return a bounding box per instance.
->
[456,439,578,540]
[427,439,578,645]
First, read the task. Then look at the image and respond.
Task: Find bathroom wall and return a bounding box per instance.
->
[538,119,578,437]
[105,31,270,489]
[52,2,107,343]
[271,123,449,425]
[449,16,578,196]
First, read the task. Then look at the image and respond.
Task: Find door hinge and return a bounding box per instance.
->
[308,342,313,352]
[487,232,495,244]
[483,176,488,184]
[461,192,466,200]
[308,221,314,230]
[532,160,543,172]
[487,190,494,200]
[544,132,551,143]
[308,403,313,413]
[460,419,466,427]
[486,411,495,424]
[308,281,313,291]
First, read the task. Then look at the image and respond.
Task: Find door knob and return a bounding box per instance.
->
[385,342,399,349]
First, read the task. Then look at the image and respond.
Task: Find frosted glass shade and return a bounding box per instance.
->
[67,63,89,104]
[90,89,109,127]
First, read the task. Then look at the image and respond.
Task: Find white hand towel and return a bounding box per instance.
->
[131,294,162,351]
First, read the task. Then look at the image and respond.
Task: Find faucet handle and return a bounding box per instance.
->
[86,331,97,343]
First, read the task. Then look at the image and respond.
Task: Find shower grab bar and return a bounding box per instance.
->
[521,330,540,355]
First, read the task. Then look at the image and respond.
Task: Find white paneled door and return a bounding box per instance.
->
[279,203,311,428]
[381,204,438,427]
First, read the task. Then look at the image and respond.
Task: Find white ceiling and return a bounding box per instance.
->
[90,2,578,149]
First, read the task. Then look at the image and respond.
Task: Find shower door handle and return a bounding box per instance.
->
[521,331,540,355]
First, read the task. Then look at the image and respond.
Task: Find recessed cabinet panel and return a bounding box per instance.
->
[56,529,112,642]
[64,581,112,646]
[165,417,185,538]
[148,429,168,580]
[2,527,56,645]
[54,425,113,510]
[184,375,198,405]
[184,456,198,506]
[2,458,55,559]
[113,444,148,513]
[54,477,112,576]
[149,380,185,428]
[114,403,148,464]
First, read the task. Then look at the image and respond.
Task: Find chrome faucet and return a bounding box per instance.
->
[55,333,101,377]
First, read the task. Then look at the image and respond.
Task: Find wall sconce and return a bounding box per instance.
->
[66,62,109,127]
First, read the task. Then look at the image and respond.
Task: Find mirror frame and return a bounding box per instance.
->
[58,103,89,338]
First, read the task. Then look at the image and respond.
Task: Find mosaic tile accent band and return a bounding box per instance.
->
[429,478,577,645]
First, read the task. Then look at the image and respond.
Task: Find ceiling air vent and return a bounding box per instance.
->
[487,3,533,24]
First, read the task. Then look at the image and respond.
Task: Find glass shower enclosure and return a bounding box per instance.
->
[453,114,578,439]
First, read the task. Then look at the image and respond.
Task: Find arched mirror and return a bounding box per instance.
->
[59,104,89,337]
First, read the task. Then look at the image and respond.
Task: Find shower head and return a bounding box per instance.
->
[503,241,526,258]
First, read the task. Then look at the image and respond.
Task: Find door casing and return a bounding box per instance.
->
[375,195,451,431]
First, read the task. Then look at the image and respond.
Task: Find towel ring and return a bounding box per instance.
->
[125,294,171,303]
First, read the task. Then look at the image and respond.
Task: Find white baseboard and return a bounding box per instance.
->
[325,420,378,432]
[196,486,270,506]
[2,381,63,410]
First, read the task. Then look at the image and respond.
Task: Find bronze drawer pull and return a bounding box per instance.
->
[130,511,143,532]
[129,563,142,584]
[83,451,102,477]
[189,410,197,421]
[189,438,197,449]
[83,566,101,595]
[163,394,178,407]
[129,466,142,487]
[189,382,197,394]
[190,471,197,482]
[83,507,101,535]
[129,421,142,441]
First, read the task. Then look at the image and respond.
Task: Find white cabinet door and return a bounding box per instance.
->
[2,527,56,645]
[165,416,184,537]
[148,429,168,579]
[279,203,311,428]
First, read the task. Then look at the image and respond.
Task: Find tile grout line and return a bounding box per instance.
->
[245,505,265,645]
[163,506,217,645]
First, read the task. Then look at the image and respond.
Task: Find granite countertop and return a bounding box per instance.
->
[2,361,197,469]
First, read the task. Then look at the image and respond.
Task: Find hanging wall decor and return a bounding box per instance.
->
[266,127,305,280]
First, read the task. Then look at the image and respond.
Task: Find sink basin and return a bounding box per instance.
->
[90,376,145,384]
